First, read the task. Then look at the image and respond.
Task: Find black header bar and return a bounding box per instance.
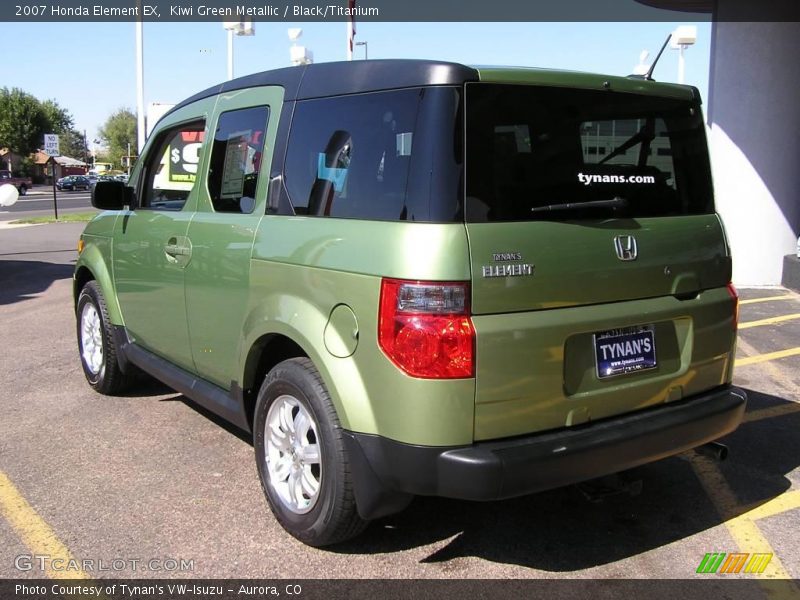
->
[2,0,798,23]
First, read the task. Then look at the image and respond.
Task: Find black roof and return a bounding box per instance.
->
[166,59,478,117]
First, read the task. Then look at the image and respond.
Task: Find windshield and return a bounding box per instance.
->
[464,83,713,222]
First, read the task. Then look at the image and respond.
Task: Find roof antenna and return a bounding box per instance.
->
[643,33,672,81]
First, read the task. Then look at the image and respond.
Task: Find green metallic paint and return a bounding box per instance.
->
[110,97,218,372]
[466,216,730,315]
[241,252,476,446]
[250,218,471,281]
[239,216,475,444]
[112,210,196,371]
[74,215,123,325]
[184,86,283,387]
[472,287,735,441]
[324,304,359,358]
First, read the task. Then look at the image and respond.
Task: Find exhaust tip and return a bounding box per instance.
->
[695,442,728,461]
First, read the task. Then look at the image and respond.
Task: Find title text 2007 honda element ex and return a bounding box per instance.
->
[75,60,746,546]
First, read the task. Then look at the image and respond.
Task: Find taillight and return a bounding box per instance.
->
[727,282,739,331]
[378,278,475,378]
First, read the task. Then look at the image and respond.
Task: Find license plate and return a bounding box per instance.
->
[594,325,657,379]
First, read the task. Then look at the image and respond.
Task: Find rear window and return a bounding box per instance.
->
[465,83,713,222]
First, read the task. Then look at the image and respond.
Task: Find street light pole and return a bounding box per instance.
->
[135,3,145,154]
[227,28,234,80]
[670,25,697,85]
[224,20,255,81]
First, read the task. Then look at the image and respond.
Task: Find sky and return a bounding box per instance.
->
[1,18,711,149]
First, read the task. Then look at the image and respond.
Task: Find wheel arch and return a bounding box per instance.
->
[241,333,308,432]
[74,244,124,325]
[239,314,378,437]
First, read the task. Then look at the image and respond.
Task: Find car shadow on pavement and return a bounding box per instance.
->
[0,259,75,305]
[161,393,253,445]
[329,387,798,572]
[117,376,176,398]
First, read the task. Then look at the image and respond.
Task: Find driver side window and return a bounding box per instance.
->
[141,121,206,211]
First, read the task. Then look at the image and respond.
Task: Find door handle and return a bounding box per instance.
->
[164,243,188,257]
[165,236,191,259]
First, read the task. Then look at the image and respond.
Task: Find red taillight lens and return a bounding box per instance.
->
[378,278,475,378]
[727,282,739,331]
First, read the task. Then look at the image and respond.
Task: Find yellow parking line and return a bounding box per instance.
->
[740,294,797,306]
[0,470,89,580]
[739,313,800,329]
[690,456,793,580]
[736,347,800,367]
[745,490,800,522]
[744,403,800,423]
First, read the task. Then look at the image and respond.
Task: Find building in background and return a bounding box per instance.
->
[32,151,87,184]
[640,0,800,286]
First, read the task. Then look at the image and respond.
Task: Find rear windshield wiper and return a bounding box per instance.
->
[598,119,655,166]
[530,196,628,213]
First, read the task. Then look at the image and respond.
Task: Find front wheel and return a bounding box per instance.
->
[18,185,27,196]
[76,281,133,395]
[254,358,366,546]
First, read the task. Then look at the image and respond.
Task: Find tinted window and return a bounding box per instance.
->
[141,122,205,211]
[465,83,713,222]
[284,87,462,222]
[207,106,269,214]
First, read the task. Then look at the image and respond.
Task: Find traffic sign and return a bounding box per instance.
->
[44,134,60,156]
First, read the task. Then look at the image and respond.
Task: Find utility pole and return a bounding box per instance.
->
[135,7,146,154]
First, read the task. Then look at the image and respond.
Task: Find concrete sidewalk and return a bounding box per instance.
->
[23,185,54,196]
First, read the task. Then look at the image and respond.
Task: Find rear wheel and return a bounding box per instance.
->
[77,281,134,395]
[18,185,27,196]
[254,358,366,546]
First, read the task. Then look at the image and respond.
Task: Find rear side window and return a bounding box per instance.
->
[284,87,463,222]
[465,83,713,222]
[207,106,270,214]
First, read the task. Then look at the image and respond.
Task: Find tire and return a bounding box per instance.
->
[254,357,367,546]
[76,281,133,395]
[18,185,27,196]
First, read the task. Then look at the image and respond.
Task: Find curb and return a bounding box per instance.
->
[0,221,41,230]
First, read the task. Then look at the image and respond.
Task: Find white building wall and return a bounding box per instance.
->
[707,20,800,285]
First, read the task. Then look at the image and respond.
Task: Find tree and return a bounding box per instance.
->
[41,99,73,133]
[0,87,49,159]
[0,89,87,170]
[98,108,137,169]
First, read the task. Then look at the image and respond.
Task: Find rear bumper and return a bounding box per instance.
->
[343,385,746,519]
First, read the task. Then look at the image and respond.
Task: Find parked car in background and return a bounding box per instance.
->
[56,175,91,191]
[0,170,32,195]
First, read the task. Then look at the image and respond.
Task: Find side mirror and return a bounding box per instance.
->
[92,180,133,210]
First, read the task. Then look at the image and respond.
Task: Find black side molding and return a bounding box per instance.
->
[113,326,250,432]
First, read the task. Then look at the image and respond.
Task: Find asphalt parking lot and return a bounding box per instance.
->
[0,222,798,586]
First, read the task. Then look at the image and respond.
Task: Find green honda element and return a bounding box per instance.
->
[74,59,746,546]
